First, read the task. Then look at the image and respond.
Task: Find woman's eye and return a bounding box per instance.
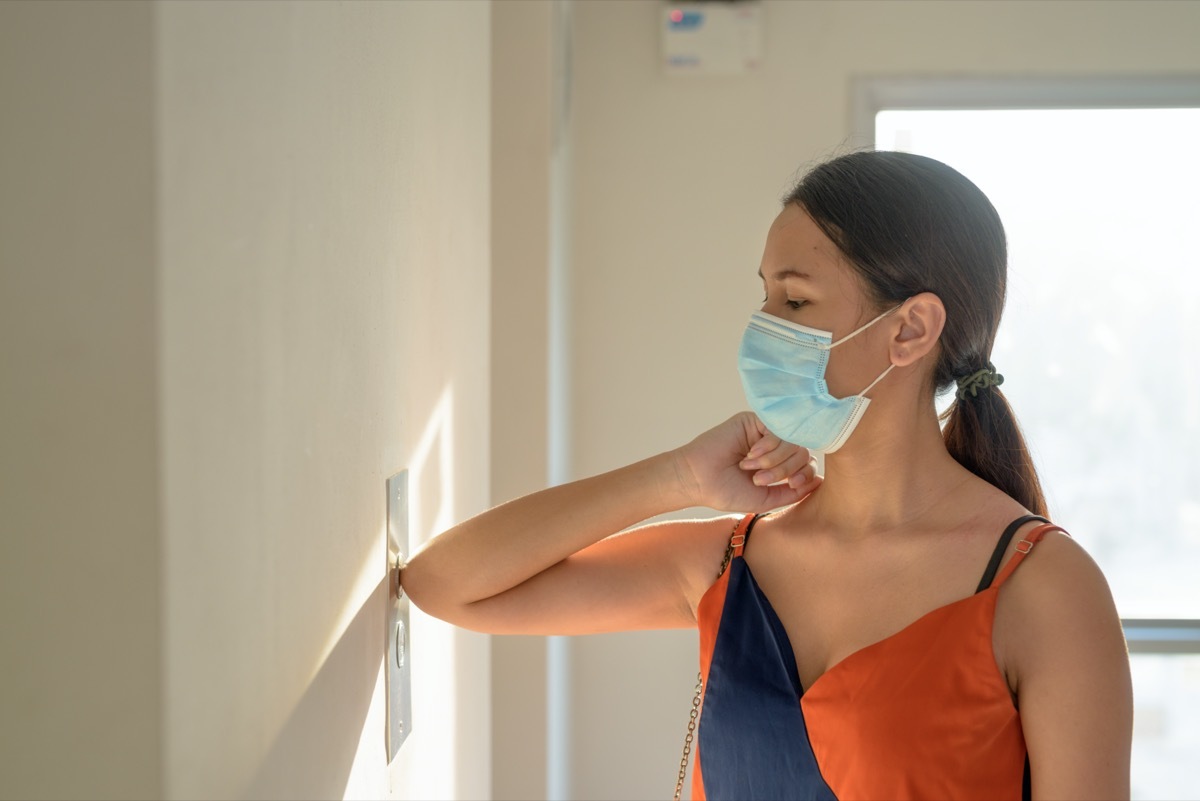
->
[761,292,806,311]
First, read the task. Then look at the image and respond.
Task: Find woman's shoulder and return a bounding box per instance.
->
[997,521,1115,623]
[992,514,1127,692]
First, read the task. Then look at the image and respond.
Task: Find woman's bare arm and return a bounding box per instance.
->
[398,455,700,633]
[1001,532,1133,800]
[399,413,817,635]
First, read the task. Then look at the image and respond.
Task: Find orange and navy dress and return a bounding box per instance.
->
[693,512,1067,801]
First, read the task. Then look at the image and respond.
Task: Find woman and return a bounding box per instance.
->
[400,151,1133,800]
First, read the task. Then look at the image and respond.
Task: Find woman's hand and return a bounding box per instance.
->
[670,412,821,512]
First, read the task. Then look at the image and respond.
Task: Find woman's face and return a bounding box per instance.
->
[756,204,896,400]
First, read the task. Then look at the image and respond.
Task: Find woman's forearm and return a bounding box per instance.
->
[398,450,694,615]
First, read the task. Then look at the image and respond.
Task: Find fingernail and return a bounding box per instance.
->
[740,458,757,469]
[753,473,767,486]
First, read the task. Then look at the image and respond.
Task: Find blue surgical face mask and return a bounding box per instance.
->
[737,305,901,453]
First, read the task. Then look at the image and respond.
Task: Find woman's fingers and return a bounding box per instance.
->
[740,433,793,469]
[788,461,821,489]
[740,433,813,484]
[749,446,814,486]
[742,429,781,462]
[761,471,822,509]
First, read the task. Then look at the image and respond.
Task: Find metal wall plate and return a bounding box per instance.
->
[386,470,411,762]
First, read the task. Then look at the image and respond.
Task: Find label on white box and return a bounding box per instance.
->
[662,1,764,75]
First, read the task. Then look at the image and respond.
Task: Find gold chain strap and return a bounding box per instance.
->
[673,535,737,800]
[673,670,704,801]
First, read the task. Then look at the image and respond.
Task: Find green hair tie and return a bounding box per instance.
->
[955,363,1004,400]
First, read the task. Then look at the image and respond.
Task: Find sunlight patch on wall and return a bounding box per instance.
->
[410,384,456,550]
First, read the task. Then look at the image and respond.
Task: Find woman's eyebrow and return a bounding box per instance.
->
[757,268,813,281]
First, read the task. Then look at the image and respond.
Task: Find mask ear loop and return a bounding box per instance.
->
[859,362,896,397]
[827,302,907,349]
[833,300,907,396]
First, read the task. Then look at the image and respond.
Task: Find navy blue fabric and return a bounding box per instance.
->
[697,556,837,800]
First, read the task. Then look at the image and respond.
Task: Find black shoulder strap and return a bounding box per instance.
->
[742,512,768,548]
[974,514,1051,593]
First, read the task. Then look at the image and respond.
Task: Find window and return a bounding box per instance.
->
[859,77,1200,801]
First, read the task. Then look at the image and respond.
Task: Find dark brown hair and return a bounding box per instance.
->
[784,151,1047,516]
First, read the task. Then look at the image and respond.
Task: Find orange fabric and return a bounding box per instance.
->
[692,518,1065,800]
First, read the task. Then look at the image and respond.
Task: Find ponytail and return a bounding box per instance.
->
[940,387,1047,517]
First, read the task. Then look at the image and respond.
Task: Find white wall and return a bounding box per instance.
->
[564,2,1200,798]
[1,1,492,798]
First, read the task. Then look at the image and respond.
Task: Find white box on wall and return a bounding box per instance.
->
[662,1,764,75]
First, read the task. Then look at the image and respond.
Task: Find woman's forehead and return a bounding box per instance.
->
[763,206,846,279]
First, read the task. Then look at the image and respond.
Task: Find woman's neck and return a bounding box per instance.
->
[804,399,971,537]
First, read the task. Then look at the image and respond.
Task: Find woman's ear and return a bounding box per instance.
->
[891,292,945,367]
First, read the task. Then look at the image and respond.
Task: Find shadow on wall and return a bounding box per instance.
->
[244,575,388,800]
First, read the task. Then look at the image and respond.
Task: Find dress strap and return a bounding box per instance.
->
[731,512,768,557]
[975,515,1050,593]
[715,513,766,581]
[989,522,1071,590]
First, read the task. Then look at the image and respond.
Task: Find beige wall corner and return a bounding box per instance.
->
[0,2,163,797]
